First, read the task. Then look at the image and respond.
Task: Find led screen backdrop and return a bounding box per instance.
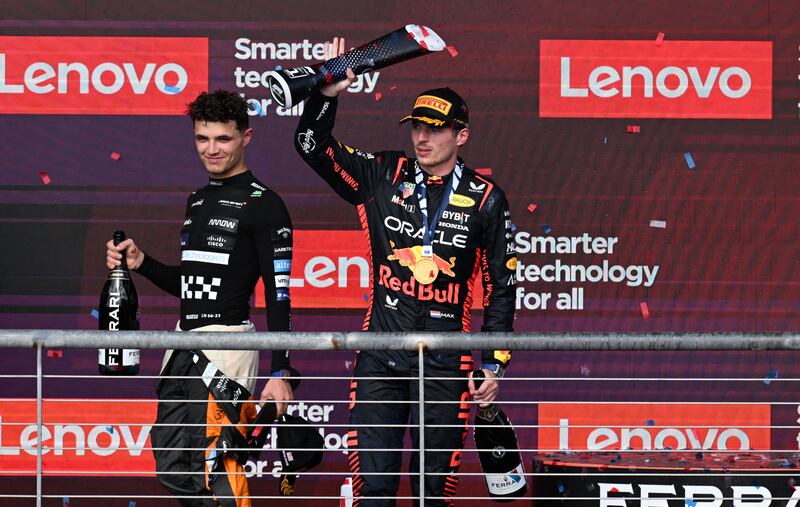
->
[1,0,798,334]
[0,1,799,505]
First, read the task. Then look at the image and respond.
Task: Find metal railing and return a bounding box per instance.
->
[2,330,800,506]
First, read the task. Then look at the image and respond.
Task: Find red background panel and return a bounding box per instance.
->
[0,37,208,114]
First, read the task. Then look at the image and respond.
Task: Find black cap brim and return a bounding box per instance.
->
[398,115,446,127]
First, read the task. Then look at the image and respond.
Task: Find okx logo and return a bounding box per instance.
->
[539,40,772,119]
[0,36,208,114]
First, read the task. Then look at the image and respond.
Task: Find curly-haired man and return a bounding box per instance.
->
[105,90,294,507]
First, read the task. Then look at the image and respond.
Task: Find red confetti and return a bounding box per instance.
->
[475,167,493,176]
[47,350,63,358]
[389,85,397,91]
[626,125,641,133]
[39,171,51,185]
[609,487,618,493]
[446,45,459,57]
[527,203,537,213]
[640,302,650,319]
[374,92,382,101]
[655,32,665,46]
[110,152,121,160]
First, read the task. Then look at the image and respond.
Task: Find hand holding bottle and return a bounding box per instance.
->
[469,367,500,407]
[106,237,144,271]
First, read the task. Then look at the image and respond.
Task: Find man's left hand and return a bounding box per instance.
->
[260,378,294,416]
[468,369,500,408]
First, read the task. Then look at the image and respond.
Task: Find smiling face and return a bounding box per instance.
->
[193,120,252,179]
[410,120,469,176]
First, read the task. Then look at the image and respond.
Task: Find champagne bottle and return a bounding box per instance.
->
[98,230,140,375]
[472,369,527,501]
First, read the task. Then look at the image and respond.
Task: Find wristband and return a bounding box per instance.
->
[480,363,505,378]
[271,368,292,381]
[270,367,301,390]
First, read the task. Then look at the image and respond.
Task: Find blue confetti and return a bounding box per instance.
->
[646,419,655,426]
[129,501,136,507]
[63,497,70,507]
[686,500,697,507]
[684,152,696,169]
[249,101,266,117]
[163,85,181,94]
[106,425,114,434]
[362,293,369,302]
[510,223,517,232]
[542,225,552,234]
[603,136,608,144]
[90,309,99,320]
[763,368,779,385]
[275,65,283,71]
[557,481,565,493]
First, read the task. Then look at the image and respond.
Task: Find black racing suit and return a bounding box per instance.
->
[136,170,293,507]
[296,92,516,506]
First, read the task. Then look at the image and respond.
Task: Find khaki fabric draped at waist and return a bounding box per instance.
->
[163,322,259,394]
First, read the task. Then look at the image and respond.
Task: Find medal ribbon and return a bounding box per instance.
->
[414,160,462,256]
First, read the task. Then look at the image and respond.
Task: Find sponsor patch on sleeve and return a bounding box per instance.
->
[271,227,293,241]
[273,259,292,273]
[506,257,518,270]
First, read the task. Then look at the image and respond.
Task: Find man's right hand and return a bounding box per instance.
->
[106,238,144,271]
[320,36,356,98]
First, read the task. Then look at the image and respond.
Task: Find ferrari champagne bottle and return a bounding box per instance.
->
[98,230,140,375]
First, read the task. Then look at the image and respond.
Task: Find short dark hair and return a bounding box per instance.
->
[187,90,249,132]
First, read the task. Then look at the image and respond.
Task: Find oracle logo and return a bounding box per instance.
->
[0,36,208,115]
[540,40,772,118]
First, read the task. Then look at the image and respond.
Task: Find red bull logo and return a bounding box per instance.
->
[386,241,456,277]
[378,265,460,304]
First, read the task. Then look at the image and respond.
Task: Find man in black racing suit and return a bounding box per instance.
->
[106,90,293,507]
[294,38,517,507]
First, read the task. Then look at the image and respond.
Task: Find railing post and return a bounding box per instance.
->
[417,342,425,507]
[36,341,43,507]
